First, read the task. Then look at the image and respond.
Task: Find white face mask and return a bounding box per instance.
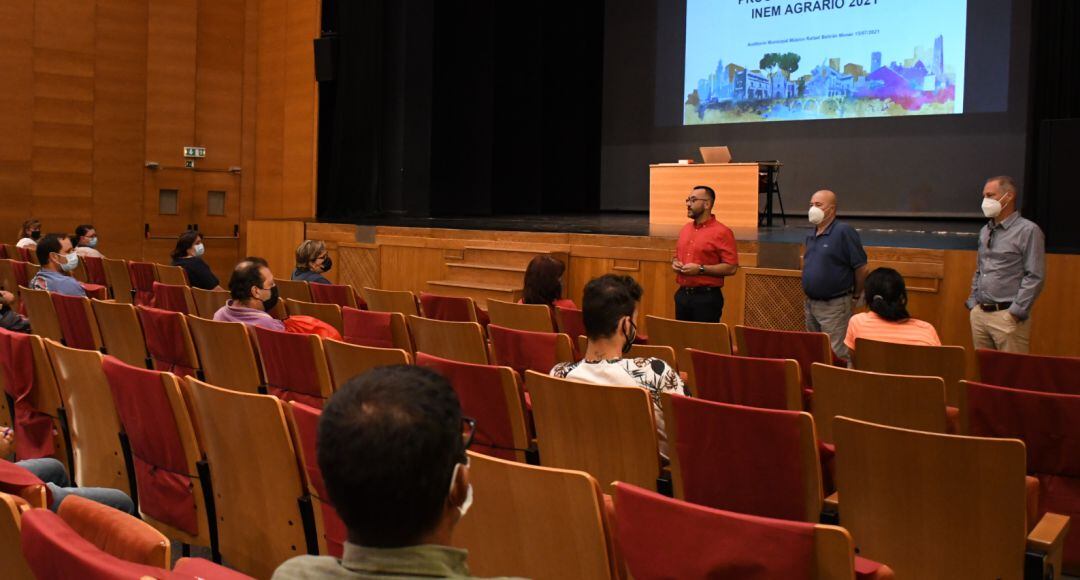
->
[87,236,98,248]
[982,195,1007,218]
[808,206,826,225]
[59,252,79,272]
[448,460,473,518]
[193,243,205,257]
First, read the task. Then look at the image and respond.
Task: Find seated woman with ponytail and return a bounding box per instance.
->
[844,267,941,354]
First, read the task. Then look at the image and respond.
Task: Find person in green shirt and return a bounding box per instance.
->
[274,366,484,579]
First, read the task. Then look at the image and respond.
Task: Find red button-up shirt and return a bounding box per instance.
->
[675,215,739,287]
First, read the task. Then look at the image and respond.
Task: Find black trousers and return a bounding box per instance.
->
[674,287,725,323]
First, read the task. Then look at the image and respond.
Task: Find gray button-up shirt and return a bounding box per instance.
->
[965,212,1045,320]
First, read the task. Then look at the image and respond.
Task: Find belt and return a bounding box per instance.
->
[809,291,852,302]
[979,301,1012,312]
[678,286,722,294]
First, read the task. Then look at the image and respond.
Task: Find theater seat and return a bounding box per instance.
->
[57,494,170,568]
[689,350,802,410]
[976,349,1080,396]
[488,324,575,379]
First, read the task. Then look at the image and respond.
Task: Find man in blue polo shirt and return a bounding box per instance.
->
[802,190,868,361]
[29,234,86,297]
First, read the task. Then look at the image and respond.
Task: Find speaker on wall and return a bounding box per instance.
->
[314,35,338,82]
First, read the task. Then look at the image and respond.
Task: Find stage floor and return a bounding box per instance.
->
[351,212,984,250]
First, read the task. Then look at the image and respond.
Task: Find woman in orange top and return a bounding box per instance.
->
[845,267,941,354]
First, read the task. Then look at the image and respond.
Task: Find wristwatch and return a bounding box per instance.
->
[698,265,705,274]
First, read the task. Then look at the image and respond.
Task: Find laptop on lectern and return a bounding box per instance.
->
[699,146,732,164]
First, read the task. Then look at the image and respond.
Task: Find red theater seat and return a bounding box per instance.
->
[152,281,194,315]
[735,325,833,391]
[136,306,200,378]
[977,349,1080,396]
[127,261,156,307]
[252,326,333,408]
[488,324,575,379]
[689,349,802,410]
[287,402,346,558]
[51,293,103,351]
[309,282,367,309]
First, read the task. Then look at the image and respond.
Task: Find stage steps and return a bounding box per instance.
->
[427,247,568,307]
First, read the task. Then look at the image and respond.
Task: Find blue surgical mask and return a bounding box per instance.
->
[60,252,79,272]
[193,243,205,257]
[87,236,98,248]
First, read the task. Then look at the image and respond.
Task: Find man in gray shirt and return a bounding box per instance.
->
[966,176,1045,353]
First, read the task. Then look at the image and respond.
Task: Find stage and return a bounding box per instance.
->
[346,212,984,251]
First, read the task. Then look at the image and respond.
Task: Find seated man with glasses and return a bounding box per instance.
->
[551,274,686,458]
[273,365,481,579]
[213,256,285,331]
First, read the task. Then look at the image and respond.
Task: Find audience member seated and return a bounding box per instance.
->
[550,274,685,455]
[214,257,286,331]
[844,267,941,355]
[29,234,86,297]
[73,224,104,258]
[520,255,576,310]
[170,230,222,291]
[0,290,30,332]
[273,366,478,579]
[2,426,134,514]
[16,218,41,249]
[292,240,332,284]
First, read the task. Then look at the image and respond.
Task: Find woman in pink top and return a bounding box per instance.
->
[845,267,941,354]
[520,255,577,314]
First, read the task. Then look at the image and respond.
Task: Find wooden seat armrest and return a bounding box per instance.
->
[1026,512,1069,554]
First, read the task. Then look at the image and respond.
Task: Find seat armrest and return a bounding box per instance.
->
[1026,512,1070,579]
[823,491,839,511]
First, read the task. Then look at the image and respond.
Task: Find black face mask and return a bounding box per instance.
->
[622,319,638,355]
[321,256,333,273]
[260,285,280,312]
[29,230,41,241]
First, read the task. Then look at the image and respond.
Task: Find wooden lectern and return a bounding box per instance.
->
[649,163,761,230]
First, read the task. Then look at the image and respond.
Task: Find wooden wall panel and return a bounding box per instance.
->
[254,0,286,219]
[93,0,148,260]
[245,220,305,281]
[196,0,245,170]
[145,0,197,167]
[0,3,35,236]
[282,0,318,219]
[31,0,96,231]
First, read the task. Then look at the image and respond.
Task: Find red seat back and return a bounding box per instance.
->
[127,262,156,307]
[17,247,33,263]
[309,283,359,309]
[738,326,831,387]
[488,324,567,378]
[555,305,586,339]
[151,282,191,315]
[420,293,478,323]
[51,293,98,351]
[965,380,1080,569]
[80,283,107,300]
[20,509,169,580]
[288,402,346,558]
[11,260,31,288]
[82,256,107,286]
[416,352,526,461]
[253,326,328,408]
[666,394,812,521]
[136,306,198,378]
[101,356,198,536]
[0,328,55,459]
[0,459,50,506]
[614,483,815,580]
[342,307,394,348]
[690,350,797,410]
[977,349,1080,396]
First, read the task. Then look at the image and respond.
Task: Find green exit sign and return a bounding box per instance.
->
[183,147,206,158]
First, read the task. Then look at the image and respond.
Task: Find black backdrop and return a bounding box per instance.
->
[317,0,604,219]
[317,0,1079,249]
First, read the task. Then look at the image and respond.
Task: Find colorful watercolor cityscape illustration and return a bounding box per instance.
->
[685,35,958,124]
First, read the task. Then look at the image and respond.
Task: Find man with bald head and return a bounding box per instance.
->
[802,190,868,361]
[965,176,1044,353]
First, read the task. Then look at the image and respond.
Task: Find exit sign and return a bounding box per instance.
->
[183,147,206,158]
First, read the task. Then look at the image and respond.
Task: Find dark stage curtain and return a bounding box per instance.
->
[1026,0,1080,251]
[317,0,386,220]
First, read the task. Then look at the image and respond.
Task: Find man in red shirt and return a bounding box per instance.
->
[671,185,739,322]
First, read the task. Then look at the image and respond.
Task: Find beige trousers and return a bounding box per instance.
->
[970,307,1031,353]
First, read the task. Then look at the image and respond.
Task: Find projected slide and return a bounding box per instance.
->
[684,0,967,125]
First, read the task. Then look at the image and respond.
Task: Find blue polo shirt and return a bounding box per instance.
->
[802,220,867,300]
[30,270,87,297]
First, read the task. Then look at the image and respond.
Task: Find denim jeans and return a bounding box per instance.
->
[17,458,135,514]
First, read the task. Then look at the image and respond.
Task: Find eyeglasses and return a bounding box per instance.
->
[462,416,476,450]
[685,196,706,204]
